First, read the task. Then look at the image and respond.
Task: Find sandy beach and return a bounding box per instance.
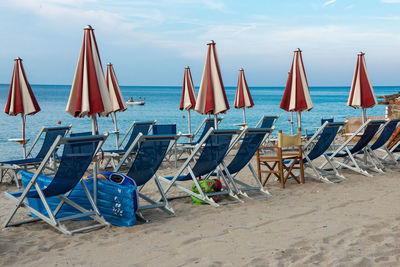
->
[1,154,400,267]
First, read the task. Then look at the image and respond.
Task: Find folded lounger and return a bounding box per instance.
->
[3,134,109,235]
[0,125,72,188]
[114,133,181,221]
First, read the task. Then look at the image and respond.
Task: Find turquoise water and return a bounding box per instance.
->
[0,84,397,161]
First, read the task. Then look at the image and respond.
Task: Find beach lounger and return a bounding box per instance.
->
[3,134,109,235]
[255,115,279,129]
[114,133,181,220]
[356,118,400,169]
[211,127,274,198]
[0,125,71,188]
[302,121,346,183]
[320,119,386,177]
[304,117,334,138]
[102,121,156,168]
[159,128,243,207]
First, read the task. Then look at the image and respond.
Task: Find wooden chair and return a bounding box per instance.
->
[256,129,304,188]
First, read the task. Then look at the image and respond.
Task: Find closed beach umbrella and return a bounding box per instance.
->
[280,48,313,132]
[66,25,113,202]
[195,40,229,128]
[180,66,196,136]
[347,52,377,122]
[5,58,41,158]
[234,68,254,124]
[106,63,127,148]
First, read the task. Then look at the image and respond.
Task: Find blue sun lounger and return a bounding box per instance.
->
[0,125,71,188]
[302,121,346,182]
[114,132,181,221]
[320,119,386,177]
[211,127,274,198]
[255,115,279,129]
[3,134,109,235]
[160,128,243,207]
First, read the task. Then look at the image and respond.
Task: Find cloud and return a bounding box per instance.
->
[381,0,400,3]
[323,0,337,7]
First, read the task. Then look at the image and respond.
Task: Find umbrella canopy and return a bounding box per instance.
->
[280,49,313,113]
[179,66,196,111]
[5,58,41,158]
[195,40,229,119]
[347,52,377,110]
[66,25,113,119]
[5,58,40,116]
[234,68,254,109]
[106,63,127,113]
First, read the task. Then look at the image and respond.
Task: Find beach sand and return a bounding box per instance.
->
[1,155,400,267]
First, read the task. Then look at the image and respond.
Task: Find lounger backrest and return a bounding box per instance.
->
[126,136,176,186]
[152,124,177,135]
[370,118,400,150]
[227,128,272,174]
[189,130,236,178]
[259,116,279,129]
[321,117,334,125]
[305,122,345,162]
[39,136,105,198]
[70,131,93,137]
[349,120,386,154]
[36,126,71,159]
[195,119,216,143]
[123,122,153,150]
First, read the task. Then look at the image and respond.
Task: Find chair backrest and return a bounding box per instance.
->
[349,120,386,154]
[123,121,154,150]
[40,135,107,198]
[188,130,237,178]
[370,118,400,150]
[152,124,177,135]
[194,118,217,143]
[70,131,93,137]
[257,116,279,129]
[227,128,273,174]
[126,135,177,186]
[321,117,334,125]
[35,126,71,159]
[278,130,301,148]
[305,122,345,162]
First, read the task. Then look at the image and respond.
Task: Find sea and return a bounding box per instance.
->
[0,84,397,161]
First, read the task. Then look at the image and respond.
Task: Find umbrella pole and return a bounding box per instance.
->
[242,108,246,124]
[21,114,26,158]
[188,110,192,142]
[91,115,99,204]
[297,111,302,132]
[214,114,218,129]
[290,112,294,135]
[112,112,119,149]
[362,108,366,123]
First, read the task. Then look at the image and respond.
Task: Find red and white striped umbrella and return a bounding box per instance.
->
[280,48,313,131]
[234,68,254,124]
[347,52,377,122]
[66,25,112,125]
[66,25,112,203]
[106,63,127,148]
[5,58,41,158]
[179,66,196,135]
[195,40,229,128]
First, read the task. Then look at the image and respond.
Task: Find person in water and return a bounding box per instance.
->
[139,97,142,102]
[128,97,134,102]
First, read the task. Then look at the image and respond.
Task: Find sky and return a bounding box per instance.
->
[0,0,400,86]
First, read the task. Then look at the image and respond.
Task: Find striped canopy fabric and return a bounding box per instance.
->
[5,58,40,116]
[106,63,127,113]
[179,66,196,110]
[347,52,377,109]
[66,25,113,118]
[280,49,313,112]
[234,68,254,109]
[195,40,229,115]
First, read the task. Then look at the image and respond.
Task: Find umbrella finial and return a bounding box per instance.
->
[208,40,215,45]
[14,57,22,61]
[85,25,93,30]
[107,62,112,66]
[239,68,244,71]
[185,66,190,69]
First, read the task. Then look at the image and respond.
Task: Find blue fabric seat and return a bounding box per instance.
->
[0,125,71,188]
[3,134,109,235]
